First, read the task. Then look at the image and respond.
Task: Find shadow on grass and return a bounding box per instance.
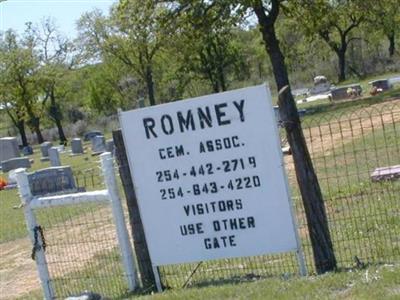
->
[173,272,298,290]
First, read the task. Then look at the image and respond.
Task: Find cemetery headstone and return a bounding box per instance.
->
[331,84,362,101]
[22,145,34,156]
[370,79,391,91]
[84,131,103,141]
[91,135,106,155]
[105,138,115,154]
[40,142,53,161]
[27,166,77,196]
[371,165,400,182]
[309,75,331,95]
[53,145,65,153]
[1,157,31,172]
[0,137,20,162]
[71,138,84,155]
[48,147,61,167]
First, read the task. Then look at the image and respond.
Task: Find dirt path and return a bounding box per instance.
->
[0,206,120,299]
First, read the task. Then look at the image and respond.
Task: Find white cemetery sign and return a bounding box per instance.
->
[120,84,303,268]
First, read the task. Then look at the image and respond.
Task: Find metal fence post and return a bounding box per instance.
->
[15,168,55,300]
[100,152,138,291]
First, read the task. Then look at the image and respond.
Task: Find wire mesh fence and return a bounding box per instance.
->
[34,201,130,298]
[0,99,399,297]
[297,100,400,271]
[0,168,134,299]
[156,99,400,287]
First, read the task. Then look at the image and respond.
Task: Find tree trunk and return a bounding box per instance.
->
[49,91,67,144]
[254,5,337,273]
[217,64,227,92]
[337,48,346,82]
[16,120,29,147]
[6,109,29,147]
[25,103,44,144]
[278,86,337,273]
[257,25,289,89]
[28,116,44,144]
[146,65,156,106]
[54,117,67,145]
[388,31,395,57]
[33,122,44,144]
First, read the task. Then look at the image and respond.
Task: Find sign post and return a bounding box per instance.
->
[119,84,305,277]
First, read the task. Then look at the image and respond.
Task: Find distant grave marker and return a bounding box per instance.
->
[27,166,78,196]
[91,135,106,155]
[48,147,61,167]
[84,131,103,141]
[71,138,84,155]
[40,142,53,161]
[0,137,20,162]
[1,157,31,172]
[371,165,400,182]
[22,145,34,156]
[331,84,362,101]
[370,79,391,91]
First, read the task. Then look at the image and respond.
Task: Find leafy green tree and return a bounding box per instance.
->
[85,61,140,114]
[77,1,172,107]
[366,0,399,57]
[33,18,76,144]
[0,33,29,146]
[287,0,368,82]
[0,29,44,144]
[172,3,249,93]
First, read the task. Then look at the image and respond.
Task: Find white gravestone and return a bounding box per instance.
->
[120,84,300,266]
[71,138,84,155]
[0,137,20,162]
[48,147,61,167]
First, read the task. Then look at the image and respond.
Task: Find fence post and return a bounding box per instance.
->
[100,152,138,291]
[112,129,157,291]
[278,86,337,273]
[15,168,55,300]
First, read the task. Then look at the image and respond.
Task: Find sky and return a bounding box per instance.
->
[0,0,116,39]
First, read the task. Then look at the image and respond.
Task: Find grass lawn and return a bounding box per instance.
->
[17,264,400,300]
[0,142,105,243]
[130,264,400,300]
[2,79,399,299]
[297,86,400,125]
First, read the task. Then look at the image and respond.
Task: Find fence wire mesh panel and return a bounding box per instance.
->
[34,201,130,299]
[0,166,133,299]
[1,99,399,297]
[291,99,400,272]
[156,99,400,287]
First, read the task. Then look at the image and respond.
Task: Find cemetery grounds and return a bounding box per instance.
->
[0,87,399,299]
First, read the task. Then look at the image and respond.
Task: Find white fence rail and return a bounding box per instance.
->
[16,152,137,299]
